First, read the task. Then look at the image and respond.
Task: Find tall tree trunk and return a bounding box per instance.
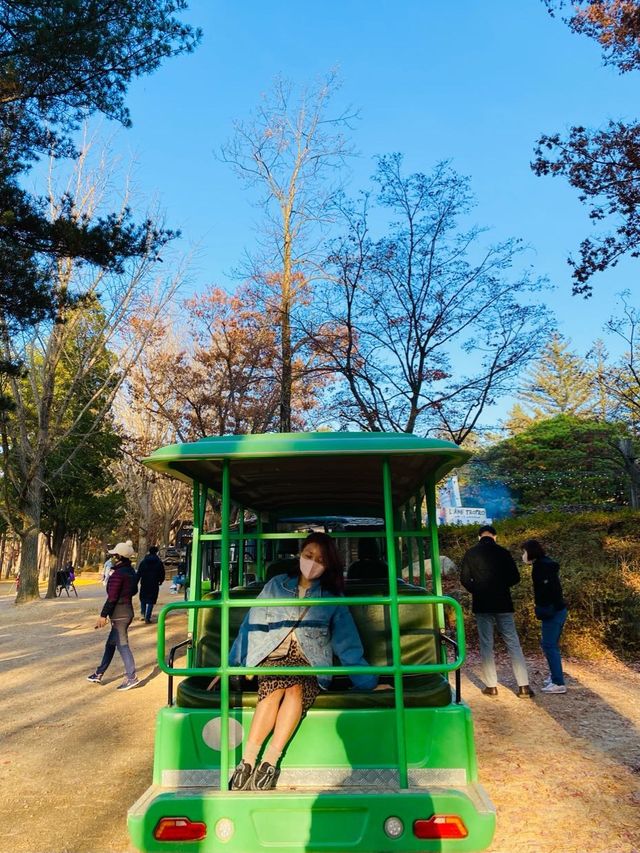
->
[280,300,292,432]
[279,223,293,433]
[15,479,43,602]
[137,480,153,559]
[0,533,6,578]
[618,438,640,509]
[45,522,67,598]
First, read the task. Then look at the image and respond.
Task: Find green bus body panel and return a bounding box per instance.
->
[128,704,493,853]
[150,705,478,783]
[142,432,469,516]
[129,788,495,853]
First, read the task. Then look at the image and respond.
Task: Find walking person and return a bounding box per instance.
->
[521,539,568,694]
[460,524,533,698]
[87,541,140,690]
[136,545,165,623]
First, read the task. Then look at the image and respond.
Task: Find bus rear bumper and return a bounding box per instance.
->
[128,782,496,852]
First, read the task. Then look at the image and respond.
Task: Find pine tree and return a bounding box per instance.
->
[518,334,594,418]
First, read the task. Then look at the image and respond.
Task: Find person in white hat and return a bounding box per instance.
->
[87,541,140,690]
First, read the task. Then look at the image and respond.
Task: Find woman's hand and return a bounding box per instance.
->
[206,676,220,691]
[94,616,107,629]
[373,683,393,691]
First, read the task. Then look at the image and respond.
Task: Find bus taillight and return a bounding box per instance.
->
[153,817,207,841]
[413,815,468,839]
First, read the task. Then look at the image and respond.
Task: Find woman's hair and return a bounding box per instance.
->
[300,532,344,594]
[521,538,546,561]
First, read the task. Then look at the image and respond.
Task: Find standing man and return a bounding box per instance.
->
[136,545,165,623]
[460,524,533,698]
[87,541,139,690]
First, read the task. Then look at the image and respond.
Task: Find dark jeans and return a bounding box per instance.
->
[96,615,136,679]
[140,598,155,621]
[540,607,567,685]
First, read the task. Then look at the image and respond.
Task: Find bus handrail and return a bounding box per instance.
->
[439,629,461,703]
[156,594,465,678]
[166,637,193,706]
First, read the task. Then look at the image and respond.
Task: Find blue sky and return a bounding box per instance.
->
[101,0,639,425]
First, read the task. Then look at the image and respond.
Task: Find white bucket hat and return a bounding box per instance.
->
[108,540,135,560]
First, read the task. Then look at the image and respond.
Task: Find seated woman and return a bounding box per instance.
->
[212,532,387,792]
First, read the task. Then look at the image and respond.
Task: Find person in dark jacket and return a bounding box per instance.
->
[460,525,533,698]
[522,539,568,694]
[87,541,139,690]
[136,545,165,623]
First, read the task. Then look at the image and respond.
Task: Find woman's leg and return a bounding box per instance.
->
[245,687,285,749]
[250,685,305,790]
[230,688,286,790]
[267,684,304,753]
[541,609,567,685]
[95,625,118,675]
[112,617,137,680]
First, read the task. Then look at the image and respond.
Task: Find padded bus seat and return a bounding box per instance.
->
[175,580,451,709]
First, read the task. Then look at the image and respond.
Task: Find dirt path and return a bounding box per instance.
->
[1,582,639,853]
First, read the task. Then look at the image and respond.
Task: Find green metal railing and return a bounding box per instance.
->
[157,593,465,791]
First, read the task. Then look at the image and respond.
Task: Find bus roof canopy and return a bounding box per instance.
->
[143,431,470,517]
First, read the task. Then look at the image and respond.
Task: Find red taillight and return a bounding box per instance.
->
[413,815,468,840]
[153,817,207,841]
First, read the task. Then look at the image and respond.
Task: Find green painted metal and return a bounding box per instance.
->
[186,482,204,666]
[383,459,409,788]
[415,491,427,588]
[219,459,231,790]
[425,472,447,664]
[141,432,470,519]
[237,508,244,582]
[144,430,469,466]
[156,595,466,678]
[256,514,264,579]
[132,703,494,853]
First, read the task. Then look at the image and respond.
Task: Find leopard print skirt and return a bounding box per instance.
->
[257,636,320,714]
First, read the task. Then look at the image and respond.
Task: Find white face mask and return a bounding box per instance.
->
[300,556,325,580]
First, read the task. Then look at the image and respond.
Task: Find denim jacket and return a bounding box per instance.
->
[228,573,377,690]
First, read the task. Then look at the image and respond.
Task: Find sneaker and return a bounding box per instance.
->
[251,761,279,791]
[86,672,103,684]
[117,677,140,691]
[542,675,553,687]
[541,682,567,694]
[229,760,254,791]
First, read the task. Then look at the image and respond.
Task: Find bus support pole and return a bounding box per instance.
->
[187,482,204,668]
[383,459,409,789]
[415,490,426,588]
[238,506,244,585]
[219,459,231,790]
[425,473,447,664]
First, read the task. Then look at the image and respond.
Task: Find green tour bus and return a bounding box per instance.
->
[128,431,496,852]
